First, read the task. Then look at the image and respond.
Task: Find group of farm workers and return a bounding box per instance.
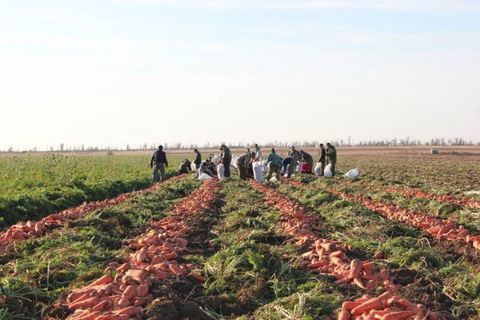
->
[150,143,337,183]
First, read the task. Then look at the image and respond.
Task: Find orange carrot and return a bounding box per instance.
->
[122,285,137,300]
[351,297,384,316]
[87,274,113,287]
[380,310,415,320]
[136,284,149,297]
[338,309,351,320]
[91,299,110,312]
[349,259,363,278]
[190,271,206,282]
[68,296,99,310]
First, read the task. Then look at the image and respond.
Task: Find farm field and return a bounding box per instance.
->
[0,148,480,319]
[0,154,184,228]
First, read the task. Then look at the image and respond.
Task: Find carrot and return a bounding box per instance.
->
[91,299,110,312]
[190,271,206,282]
[349,259,363,278]
[330,250,344,258]
[169,263,187,276]
[380,310,415,320]
[397,298,420,312]
[67,289,95,303]
[68,296,99,310]
[342,301,363,311]
[136,284,149,297]
[116,262,130,273]
[122,285,137,300]
[353,277,367,289]
[377,291,393,302]
[163,251,177,260]
[87,274,113,287]
[351,297,384,316]
[112,306,142,316]
[338,309,351,320]
[125,269,146,283]
[68,310,101,320]
[116,297,131,308]
[156,270,170,280]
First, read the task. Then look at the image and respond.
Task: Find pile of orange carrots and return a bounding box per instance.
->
[327,188,480,250]
[383,186,480,209]
[250,181,395,290]
[0,175,185,255]
[338,291,441,320]
[250,181,442,320]
[51,179,219,320]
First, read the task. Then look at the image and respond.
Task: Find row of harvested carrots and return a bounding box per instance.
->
[382,186,480,209]
[49,179,219,320]
[0,175,185,255]
[250,181,442,320]
[327,188,480,251]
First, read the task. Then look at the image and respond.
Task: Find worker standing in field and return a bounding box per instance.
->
[300,150,314,174]
[193,148,202,170]
[266,148,283,181]
[236,150,252,180]
[219,144,232,178]
[254,143,262,161]
[326,143,337,176]
[318,143,326,176]
[150,145,168,182]
[287,146,301,178]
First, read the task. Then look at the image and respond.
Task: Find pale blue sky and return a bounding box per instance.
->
[1,0,479,150]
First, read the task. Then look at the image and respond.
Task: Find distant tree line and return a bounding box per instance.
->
[1,137,479,153]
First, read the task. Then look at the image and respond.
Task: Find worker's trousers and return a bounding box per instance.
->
[152,163,165,182]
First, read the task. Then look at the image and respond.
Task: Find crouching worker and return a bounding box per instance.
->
[236,150,252,180]
[300,150,313,174]
[199,159,216,177]
[266,148,283,181]
[179,159,192,174]
[150,145,168,182]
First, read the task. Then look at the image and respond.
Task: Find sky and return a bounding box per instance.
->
[0,0,479,150]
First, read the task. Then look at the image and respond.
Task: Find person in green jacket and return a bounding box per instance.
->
[326,143,337,176]
[266,148,283,181]
[219,144,232,178]
[300,150,313,174]
[287,146,301,178]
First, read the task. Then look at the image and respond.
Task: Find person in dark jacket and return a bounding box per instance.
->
[193,149,202,170]
[287,146,301,178]
[282,157,292,174]
[219,144,232,178]
[236,151,252,180]
[326,143,337,176]
[200,159,215,177]
[150,145,168,182]
[318,143,326,176]
[179,159,191,174]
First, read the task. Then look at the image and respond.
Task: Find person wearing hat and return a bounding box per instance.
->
[150,145,168,182]
[219,144,232,178]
